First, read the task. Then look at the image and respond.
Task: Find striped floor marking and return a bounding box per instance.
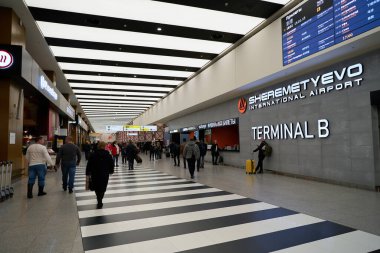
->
[75,167,380,253]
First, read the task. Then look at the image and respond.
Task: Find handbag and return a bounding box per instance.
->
[86,176,94,191]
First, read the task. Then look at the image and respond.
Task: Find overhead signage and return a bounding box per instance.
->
[40,76,58,101]
[0,50,13,69]
[106,125,124,132]
[124,125,157,132]
[247,63,363,111]
[282,0,380,65]
[252,119,330,140]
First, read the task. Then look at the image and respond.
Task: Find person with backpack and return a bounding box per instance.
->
[183,137,200,179]
[253,139,270,174]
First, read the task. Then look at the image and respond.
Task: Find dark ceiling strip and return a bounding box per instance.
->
[153,0,283,18]
[63,70,186,81]
[56,57,200,72]
[73,87,170,94]
[47,38,217,60]
[29,7,242,43]
[68,80,177,88]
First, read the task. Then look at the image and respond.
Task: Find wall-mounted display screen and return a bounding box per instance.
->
[282,0,380,66]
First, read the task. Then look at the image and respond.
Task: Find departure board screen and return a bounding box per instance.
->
[282,0,380,66]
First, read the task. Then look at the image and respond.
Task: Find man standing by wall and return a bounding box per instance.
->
[25,136,55,198]
[211,140,220,165]
[56,136,81,193]
[253,139,267,174]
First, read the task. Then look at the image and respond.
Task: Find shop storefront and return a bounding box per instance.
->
[0,44,75,176]
[166,49,380,190]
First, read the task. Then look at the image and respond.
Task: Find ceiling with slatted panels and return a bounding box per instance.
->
[24,0,290,132]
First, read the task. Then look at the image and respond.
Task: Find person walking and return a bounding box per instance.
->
[180,138,187,169]
[183,137,200,179]
[85,141,114,209]
[126,140,138,170]
[195,140,202,171]
[172,141,180,166]
[25,136,55,198]
[150,143,156,161]
[56,136,81,193]
[211,140,220,165]
[110,141,119,167]
[199,139,207,168]
[83,141,91,161]
[253,139,267,174]
[121,142,128,165]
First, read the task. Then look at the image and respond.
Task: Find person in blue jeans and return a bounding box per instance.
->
[25,136,55,198]
[56,136,81,193]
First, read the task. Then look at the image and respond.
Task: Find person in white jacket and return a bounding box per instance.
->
[25,136,54,198]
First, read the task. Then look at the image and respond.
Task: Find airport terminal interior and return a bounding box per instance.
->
[0,0,380,252]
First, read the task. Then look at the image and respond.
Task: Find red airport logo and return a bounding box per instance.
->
[0,50,14,69]
[238,97,247,114]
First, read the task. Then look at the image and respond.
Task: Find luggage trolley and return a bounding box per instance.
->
[1,161,7,201]
[6,161,14,197]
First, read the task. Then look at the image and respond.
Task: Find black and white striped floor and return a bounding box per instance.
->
[74,166,380,253]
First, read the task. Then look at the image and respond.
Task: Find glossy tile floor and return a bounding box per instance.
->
[1,153,380,253]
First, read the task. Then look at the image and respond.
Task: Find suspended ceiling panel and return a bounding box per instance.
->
[24,0,290,132]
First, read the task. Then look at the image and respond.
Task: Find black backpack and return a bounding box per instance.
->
[264,143,272,157]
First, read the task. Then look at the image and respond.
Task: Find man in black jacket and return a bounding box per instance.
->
[253,139,267,174]
[211,140,219,165]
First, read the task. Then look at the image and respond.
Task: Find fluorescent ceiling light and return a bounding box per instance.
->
[66,75,180,86]
[26,0,265,34]
[38,21,231,54]
[75,94,160,101]
[80,103,148,108]
[79,99,154,104]
[84,108,143,112]
[70,83,173,92]
[73,89,166,96]
[59,63,193,78]
[50,46,208,68]
[87,114,137,117]
[81,105,149,109]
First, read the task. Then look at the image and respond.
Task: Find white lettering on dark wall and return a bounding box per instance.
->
[248,63,364,111]
[252,119,330,140]
[40,76,58,101]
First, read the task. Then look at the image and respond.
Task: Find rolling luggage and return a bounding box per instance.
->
[135,155,142,163]
[245,160,255,174]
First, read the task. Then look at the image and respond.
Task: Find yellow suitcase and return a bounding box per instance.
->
[245,160,255,174]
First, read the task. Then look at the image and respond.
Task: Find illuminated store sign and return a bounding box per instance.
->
[40,76,58,101]
[0,50,13,69]
[169,129,179,134]
[181,126,197,132]
[252,119,330,140]
[66,106,75,119]
[248,63,363,111]
[207,118,238,129]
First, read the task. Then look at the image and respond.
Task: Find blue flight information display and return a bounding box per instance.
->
[282,0,380,66]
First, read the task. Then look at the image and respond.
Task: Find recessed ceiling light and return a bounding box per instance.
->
[157,27,162,31]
